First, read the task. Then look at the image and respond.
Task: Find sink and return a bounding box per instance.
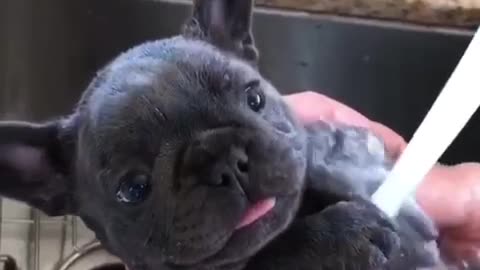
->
[0,0,477,269]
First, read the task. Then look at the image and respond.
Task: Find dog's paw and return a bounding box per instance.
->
[313,197,402,268]
[246,197,433,270]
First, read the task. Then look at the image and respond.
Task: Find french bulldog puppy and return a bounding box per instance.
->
[0,0,446,269]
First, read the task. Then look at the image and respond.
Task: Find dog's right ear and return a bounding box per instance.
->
[182,0,258,65]
[0,119,77,216]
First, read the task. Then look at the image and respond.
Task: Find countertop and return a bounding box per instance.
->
[255,0,480,28]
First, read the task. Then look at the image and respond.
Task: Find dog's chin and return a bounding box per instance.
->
[168,192,302,269]
[212,193,301,263]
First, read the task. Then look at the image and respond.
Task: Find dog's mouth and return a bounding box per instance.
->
[234,197,276,230]
[193,193,298,267]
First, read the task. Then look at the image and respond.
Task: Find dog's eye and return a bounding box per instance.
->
[245,81,265,112]
[116,172,151,204]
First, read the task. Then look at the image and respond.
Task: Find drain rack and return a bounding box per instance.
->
[0,198,106,270]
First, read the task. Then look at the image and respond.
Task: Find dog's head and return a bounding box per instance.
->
[0,0,307,269]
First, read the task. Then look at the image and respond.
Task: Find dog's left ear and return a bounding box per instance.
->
[0,120,77,216]
[183,0,258,64]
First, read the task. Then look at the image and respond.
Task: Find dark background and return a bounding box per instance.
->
[0,0,476,164]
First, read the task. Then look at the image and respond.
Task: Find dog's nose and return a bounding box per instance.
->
[212,145,249,187]
[181,127,250,189]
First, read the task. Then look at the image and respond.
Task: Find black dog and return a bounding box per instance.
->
[0,0,448,269]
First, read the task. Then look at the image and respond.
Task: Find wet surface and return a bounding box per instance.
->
[0,0,477,164]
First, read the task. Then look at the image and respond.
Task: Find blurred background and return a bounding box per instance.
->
[0,0,477,269]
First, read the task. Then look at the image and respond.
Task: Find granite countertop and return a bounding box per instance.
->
[255,0,480,29]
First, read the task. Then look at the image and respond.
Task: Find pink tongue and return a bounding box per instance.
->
[235,198,276,230]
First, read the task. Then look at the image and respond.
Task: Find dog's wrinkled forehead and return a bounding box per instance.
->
[81,37,274,154]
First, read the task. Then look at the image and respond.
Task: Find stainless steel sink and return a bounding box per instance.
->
[0,0,477,269]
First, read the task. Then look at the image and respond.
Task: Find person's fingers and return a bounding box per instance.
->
[416,165,467,228]
[418,163,480,265]
[417,163,480,229]
[283,92,335,123]
[284,92,406,157]
[283,92,371,127]
[439,236,480,268]
[368,121,406,159]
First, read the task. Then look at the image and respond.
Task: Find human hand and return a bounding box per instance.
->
[284,91,480,266]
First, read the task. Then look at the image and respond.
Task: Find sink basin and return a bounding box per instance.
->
[0,0,476,163]
[0,0,477,269]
